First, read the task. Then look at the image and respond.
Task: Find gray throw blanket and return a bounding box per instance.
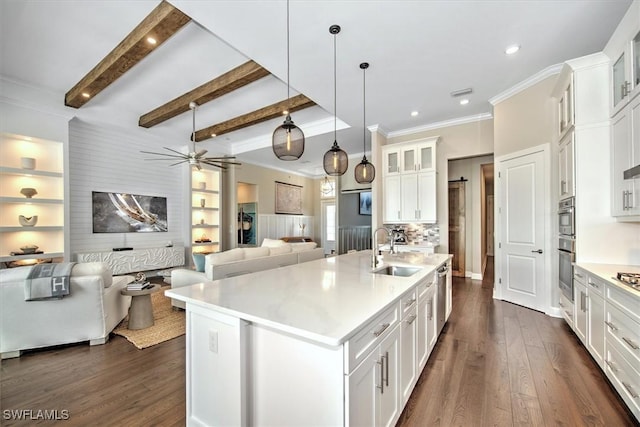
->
[24,262,76,301]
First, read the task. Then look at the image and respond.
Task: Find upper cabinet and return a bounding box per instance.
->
[0,133,65,265]
[610,30,640,116]
[382,137,438,224]
[558,131,575,200]
[611,94,640,219]
[557,76,575,140]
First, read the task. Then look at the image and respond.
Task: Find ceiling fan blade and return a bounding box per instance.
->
[169,159,190,167]
[140,150,185,158]
[195,162,202,171]
[206,160,242,166]
[162,147,188,156]
[200,160,228,169]
[143,157,185,161]
[195,149,208,157]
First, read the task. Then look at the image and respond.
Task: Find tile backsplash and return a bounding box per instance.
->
[388,223,440,246]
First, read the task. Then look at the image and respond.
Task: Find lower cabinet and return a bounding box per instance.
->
[417,283,437,371]
[574,279,588,343]
[347,323,401,427]
[586,288,605,367]
[559,293,575,329]
[400,304,417,406]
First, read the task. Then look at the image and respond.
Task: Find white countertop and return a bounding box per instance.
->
[166,251,451,347]
[574,262,640,298]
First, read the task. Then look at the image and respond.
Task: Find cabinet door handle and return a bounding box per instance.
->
[605,359,618,373]
[588,281,599,289]
[428,301,433,320]
[622,336,639,350]
[404,298,416,307]
[377,358,384,394]
[575,273,584,278]
[629,191,635,209]
[405,314,417,325]
[531,249,543,254]
[384,351,389,386]
[561,180,566,195]
[397,210,400,220]
[566,311,573,319]
[580,291,586,312]
[559,301,565,308]
[622,382,638,399]
[373,323,390,337]
[604,321,618,331]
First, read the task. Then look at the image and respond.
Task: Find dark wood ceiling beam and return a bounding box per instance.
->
[64,1,190,108]
[194,94,316,142]
[138,60,270,128]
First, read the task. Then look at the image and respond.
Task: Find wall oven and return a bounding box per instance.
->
[558,197,575,237]
[558,236,575,302]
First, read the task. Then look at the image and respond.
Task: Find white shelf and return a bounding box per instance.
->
[192,224,219,229]
[0,252,64,263]
[191,206,219,211]
[192,189,220,195]
[193,242,219,247]
[0,197,63,204]
[0,226,63,232]
[0,166,63,178]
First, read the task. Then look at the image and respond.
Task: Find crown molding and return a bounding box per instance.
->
[387,112,493,138]
[489,63,563,105]
[238,157,317,179]
[367,124,388,137]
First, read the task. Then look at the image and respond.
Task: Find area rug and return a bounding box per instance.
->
[113,285,185,349]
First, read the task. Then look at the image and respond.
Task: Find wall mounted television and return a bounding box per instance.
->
[92,191,168,233]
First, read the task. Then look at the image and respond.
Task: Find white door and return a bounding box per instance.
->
[497,149,546,312]
[321,200,336,255]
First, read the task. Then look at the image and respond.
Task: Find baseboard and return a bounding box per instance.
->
[546,306,563,318]
[465,271,483,280]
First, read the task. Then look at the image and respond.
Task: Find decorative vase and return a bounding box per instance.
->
[199,181,206,190]
[20,244,39,254]
[20,157,36,170]
[18,215,38,227]
[20,187,37,198]
[200,198,206,207]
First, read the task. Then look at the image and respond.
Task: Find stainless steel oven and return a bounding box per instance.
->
[558,236,575,302]
[558,197,575,237]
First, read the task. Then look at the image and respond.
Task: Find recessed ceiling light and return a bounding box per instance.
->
[460,99,469,105]
[147,37,157,45]
[210,133,217,138]
[282,110,289,115]
[505,44,520,55]
[81,92,90,98]
[411,111,419,117]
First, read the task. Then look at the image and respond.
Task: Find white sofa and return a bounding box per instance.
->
[0,262,133,359]
[171,240,324,309]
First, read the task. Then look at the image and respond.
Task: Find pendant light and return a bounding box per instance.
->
[354,62,375,184]
[323,24,348,176]
[272,0,305,161]
[320,176,334,195]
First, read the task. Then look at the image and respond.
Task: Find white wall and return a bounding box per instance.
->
[448,155,494,279]
[68,119,185,255]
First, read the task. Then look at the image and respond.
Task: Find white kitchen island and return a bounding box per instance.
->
[166,250,452,427]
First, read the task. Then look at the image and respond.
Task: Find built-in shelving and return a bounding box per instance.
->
[190,168,221,255]
[0,133,65,262]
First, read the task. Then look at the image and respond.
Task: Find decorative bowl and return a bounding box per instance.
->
[19,215,38,227]
[20,245,39,254]
[20,187,38,198]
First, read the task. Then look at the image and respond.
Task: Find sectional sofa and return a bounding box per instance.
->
[170,240,324,308]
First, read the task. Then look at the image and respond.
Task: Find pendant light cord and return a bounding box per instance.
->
[191,103,196,151]
[363,66,366,156]
[286,0,290,106]
[333,31,337,141]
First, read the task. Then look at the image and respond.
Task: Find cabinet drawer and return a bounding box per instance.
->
[605,303,640,365]
[344,302,400,374]
[604,339,640,418]
[606,283,640,325]
[416,271,435,299]
[400,289,417,317]
[586,273,605,297]
[573,267,586,286]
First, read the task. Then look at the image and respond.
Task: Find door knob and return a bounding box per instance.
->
[531,249,543,254]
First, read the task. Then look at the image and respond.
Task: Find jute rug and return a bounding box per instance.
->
[113,285,185,349]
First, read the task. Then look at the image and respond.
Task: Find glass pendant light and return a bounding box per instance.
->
[272,0,304,160]
[323,24,348,176]
[354,62,375,184]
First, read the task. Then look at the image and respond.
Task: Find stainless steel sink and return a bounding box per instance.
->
[373,265,422,277]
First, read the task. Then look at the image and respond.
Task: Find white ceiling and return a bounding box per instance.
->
[0,0,632,177]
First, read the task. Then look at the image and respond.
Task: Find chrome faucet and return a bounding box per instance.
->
[372,227,392,268]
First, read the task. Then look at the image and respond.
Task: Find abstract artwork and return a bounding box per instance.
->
[359,191,372,215]
[92,191,168,233]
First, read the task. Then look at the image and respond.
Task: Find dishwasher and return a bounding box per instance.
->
[436,264,448,333]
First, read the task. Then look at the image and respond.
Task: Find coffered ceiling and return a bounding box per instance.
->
[0,0,632,177]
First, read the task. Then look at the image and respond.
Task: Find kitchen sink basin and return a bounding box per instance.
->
[373,265,422,277]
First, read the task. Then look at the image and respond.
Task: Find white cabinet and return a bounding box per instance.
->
[586,277,605,367]
[611,94,640,219]
[559,292,575,329]
[558,131,575,200]
[417,275,437,371]
[0,133,65,265]
[399,292,417,406]
[382,137,438,224]
[347,323,401,427]
[610,30,640,115]
[191,167,221,257]
[557,76,575,139]
[445,261,452,320]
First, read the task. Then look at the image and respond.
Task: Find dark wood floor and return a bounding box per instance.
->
[1,259,637,426]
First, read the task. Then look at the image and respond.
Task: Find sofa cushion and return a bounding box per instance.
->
[192,253,206,272]
[243,247,271,259]
[268,244,292,256]
[261,238,286,248]
[72,262,113,288]
[208,248,245,266]
[290,242,318,252]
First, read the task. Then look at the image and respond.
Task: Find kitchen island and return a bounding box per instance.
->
[166,250,452,427]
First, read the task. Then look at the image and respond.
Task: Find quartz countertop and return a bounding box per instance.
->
[574,262,640,298]
[166,251,451,347]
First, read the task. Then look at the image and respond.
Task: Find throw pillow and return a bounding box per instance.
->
[192,253,206,272]
[261,238,285,248]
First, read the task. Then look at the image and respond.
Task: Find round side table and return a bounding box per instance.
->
[120,284,161,330]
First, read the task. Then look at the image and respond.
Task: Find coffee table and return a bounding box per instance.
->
[120,284,161,330]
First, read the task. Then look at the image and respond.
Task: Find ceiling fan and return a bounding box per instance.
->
[142,102,241,170]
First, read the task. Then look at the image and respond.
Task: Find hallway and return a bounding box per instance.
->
[397,256,636,426]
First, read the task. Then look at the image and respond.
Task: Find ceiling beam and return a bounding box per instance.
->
[138,60,270,128]
[194,94,316,142]
[64,1,191,108]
